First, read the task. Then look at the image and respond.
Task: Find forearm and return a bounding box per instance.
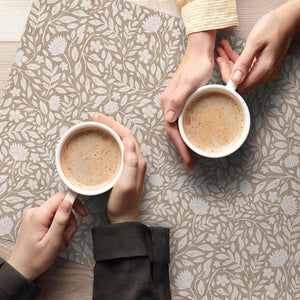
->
[186,30,217,60]
[92,222,170,300]
[274,0,300,35]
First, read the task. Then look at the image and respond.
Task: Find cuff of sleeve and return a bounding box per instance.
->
[92,222,169,264]
[0,260,40,299]
[181,0,239,35]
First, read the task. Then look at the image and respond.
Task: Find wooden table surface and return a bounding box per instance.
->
[0,0,297,299]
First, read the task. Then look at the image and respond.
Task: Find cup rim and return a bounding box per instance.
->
[55,121,124,196]
[178,84,251,158]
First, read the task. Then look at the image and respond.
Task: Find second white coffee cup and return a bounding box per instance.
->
[56,122,124,204]
[178,80,250,158]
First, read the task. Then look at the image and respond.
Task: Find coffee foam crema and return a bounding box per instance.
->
[61,127,121,191]
[183,91,245,154]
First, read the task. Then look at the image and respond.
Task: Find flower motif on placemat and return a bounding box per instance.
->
[9,110,23,123]
[104,101,119,114]
[81,0,92,10]
[281,195,297,215]
[239,179,253,195]
[14,50,27,67]
[149,173,163,187]
[216,274,229,287]
[247,242,259,255]
[90,40,103,53]
[142,104,156,119]
[111,92,121,101]
[164,190,179,204]
[49,95,61,111]
[27,179,38,190]
[137,33,147,44]
[284,154,299,168]
[9,143,29,161]
[265,283,278,298]
[140,143,152,156]
[175,270,193,289]
[138,49,152,64]
[263,268,274,279]
[48,36,67,56]
[269,249,289,267]
[142,15,162,33]
[207,233,218,244]
[60,62,68,71]
[10,87,21,97]
[36,55,44,64]
[189,198,209,215]
[120,9,133,21]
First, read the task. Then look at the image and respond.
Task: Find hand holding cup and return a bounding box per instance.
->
[8,192,87,280]
[93,113,147,223]
[178,80,250,158]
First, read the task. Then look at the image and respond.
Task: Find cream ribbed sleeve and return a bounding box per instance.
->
[176,0,238,35]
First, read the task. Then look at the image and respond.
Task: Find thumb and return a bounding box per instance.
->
[163,86,194,124]
[231,41,258,85]
[45,200,72,245]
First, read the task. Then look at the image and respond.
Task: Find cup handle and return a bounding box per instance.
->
[226,79,238,91]
[64,189,77,205]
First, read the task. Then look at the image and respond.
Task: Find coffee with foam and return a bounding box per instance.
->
[61,127,122,191]
[183,91,245,154]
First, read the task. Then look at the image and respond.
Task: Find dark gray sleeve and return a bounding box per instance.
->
[0,257,40,300]
[92,222,171,300]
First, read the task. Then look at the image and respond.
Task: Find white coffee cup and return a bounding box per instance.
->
[55,122,124,204]
[178,80,250,158]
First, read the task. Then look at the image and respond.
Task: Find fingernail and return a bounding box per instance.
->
[128,141,135,152]
[232,70,243,83]
[61,200,72,213]
[165,110,175,122]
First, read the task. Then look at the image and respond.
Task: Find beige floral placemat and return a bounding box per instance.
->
[0,0,300,298]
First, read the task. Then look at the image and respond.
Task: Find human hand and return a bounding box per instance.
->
[93,113,147,223]
[8,191,87,280]
[160,30,216,170]
[216,0,300,94]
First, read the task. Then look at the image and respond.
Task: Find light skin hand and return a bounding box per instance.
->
[160,30,216,171]
[216,0,300,94]
[8,191,87,281]
[93,114,147,223]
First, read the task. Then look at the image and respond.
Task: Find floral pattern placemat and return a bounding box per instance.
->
[0,0,299,298]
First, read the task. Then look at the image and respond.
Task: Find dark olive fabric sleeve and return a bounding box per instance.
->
[92,222,171,300]
[0,257,40,300]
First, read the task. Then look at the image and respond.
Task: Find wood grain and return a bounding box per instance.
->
[0,1,33,41]
[0,42,19,98]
